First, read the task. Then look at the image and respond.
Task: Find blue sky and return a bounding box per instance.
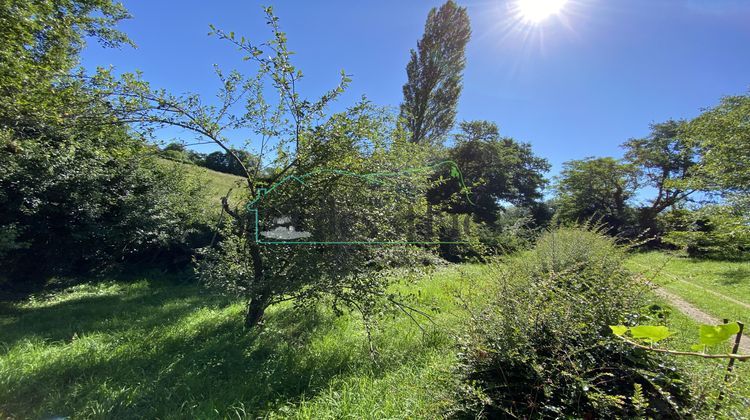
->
[81,0,750,184]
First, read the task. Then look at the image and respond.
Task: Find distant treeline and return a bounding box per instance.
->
[158,142,258,177]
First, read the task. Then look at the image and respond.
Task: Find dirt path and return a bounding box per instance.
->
[631,260,750,311]
[654,287,750,354]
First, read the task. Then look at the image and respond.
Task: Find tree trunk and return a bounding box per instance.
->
[222,196,271,330]
[639,207,660,243]
[245,295,268,328]
[245,242,268,329]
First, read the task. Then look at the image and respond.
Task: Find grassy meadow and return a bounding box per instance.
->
[2,258,749,418]
[3,161,748,418]
[627,252,750,324]
[0,265,494,418]
[4,1,749,418]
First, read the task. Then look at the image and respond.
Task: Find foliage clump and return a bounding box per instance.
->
[0,0,210,291]
[455,226,692,418]
[661,200,750,260]
[401,0,471,145]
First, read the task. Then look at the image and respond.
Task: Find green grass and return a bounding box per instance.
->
[0,265,495,419]
[158,158,246,214]
[627,251,750,324]
[625,252,750,417]
[657,298,750,418]
[3,255,748,418]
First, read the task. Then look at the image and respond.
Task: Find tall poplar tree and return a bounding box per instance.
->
[400,1,471,145]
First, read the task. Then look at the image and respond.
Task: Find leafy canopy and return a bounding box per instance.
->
[400,0,471,145]
[429,120,549,223]
[553,157,636,232]
[682,93,750,193]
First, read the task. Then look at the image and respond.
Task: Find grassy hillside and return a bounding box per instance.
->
[157,158,246,214]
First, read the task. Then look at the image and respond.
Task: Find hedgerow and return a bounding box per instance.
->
[454,226,692,418]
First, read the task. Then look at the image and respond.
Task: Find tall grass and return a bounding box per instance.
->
[2,245,747,418]
[0,266,493,418]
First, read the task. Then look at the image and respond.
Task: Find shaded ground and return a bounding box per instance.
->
[2,257,748,418]
[0,266,492,419]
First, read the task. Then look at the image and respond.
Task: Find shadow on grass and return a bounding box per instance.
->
[719,267,750,286]
[0,283,218,348]
[0,281,395,418]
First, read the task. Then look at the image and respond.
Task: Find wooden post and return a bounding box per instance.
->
[715,320,744,411]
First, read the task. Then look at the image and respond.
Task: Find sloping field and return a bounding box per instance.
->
[157,158,246,214]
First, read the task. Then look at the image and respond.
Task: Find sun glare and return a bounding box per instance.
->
[515,0,568,23]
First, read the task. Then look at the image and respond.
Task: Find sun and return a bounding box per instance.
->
[514,0,569,23]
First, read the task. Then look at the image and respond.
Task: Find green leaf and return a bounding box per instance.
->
[698,322,740,346]
[450,166,459,178]
[609,325,628,336]
[630,325,672,343]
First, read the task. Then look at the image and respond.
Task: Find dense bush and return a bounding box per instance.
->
[478,207,539,256]
[434,206,544,263]
[0,126,211,290]
[455,226,691,418]
[662,203,750,260]
[0,0,216,291]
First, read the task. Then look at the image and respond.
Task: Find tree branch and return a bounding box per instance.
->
[615,335,750,360]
